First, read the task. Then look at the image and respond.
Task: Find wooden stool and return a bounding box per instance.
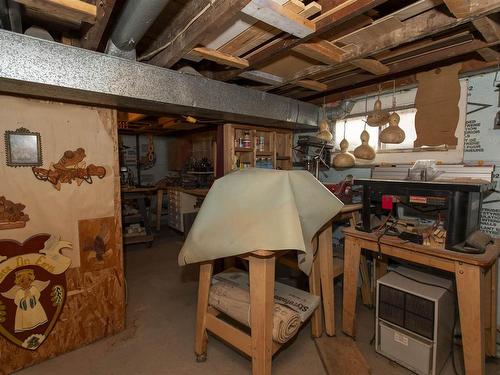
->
[194,238,331,375]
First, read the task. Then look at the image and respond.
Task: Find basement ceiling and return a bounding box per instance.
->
[1,0,500,104]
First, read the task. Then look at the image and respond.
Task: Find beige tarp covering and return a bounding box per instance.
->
[178,169,343,275]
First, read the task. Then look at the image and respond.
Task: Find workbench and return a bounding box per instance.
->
[342,227,499,375]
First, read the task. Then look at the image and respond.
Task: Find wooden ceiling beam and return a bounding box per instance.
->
[308,38,498,102]
[241,0,315,38]
[14,0,97,24]
[141,0,252,67]
[80,0,119,51]
[351,58,390,75]
[476,47,500,62]
[212,0,387,81]
[317,58,500,102]
[443,0,470,18]
[281,5,500,85]
[292,38,347,64]
[473,16,500,43]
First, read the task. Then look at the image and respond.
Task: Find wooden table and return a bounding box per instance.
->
[342,227,499,375]
[195,241,330,375]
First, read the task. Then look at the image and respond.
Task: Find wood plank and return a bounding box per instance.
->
[219,22,281,56]
[351,58,390,75]
[242,0,315,38]
[293,38,347,64]
[212,0,386,81]
[309,247,324,338]
[194,261,214,360]
[455,262,485,374]
[342,236,362,337]
[142,0,252,67]
[240,70,285,84]
[14,0,96,24]
[283,5,500,87]
[319,225,335,336]
[301,2,322,18]
[473,16,500,43]
[315,336,371,375]
[204,14,258,50]
[283,0,305,13]
[189,47,249,68]
[249,254,275,375]
[80,0,118,51]
[335,17,403,47]
[476,47,500,62]
[443,0,470,18]
[296,79,328,91]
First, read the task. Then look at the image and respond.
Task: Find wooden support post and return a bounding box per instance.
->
[319,224,335,336]
[195,261,214,361]
[249,254,275,375]
[455,262,485,375]
[484,259,498,357]
[342,236,361,337]
[156,189,164,231]
[309,244,324,338]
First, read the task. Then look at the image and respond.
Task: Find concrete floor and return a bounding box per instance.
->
[18,230,499,375]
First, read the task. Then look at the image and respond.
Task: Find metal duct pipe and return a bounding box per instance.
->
[0,30,320,129]
[106,0,170,59]
[7,0,22,33]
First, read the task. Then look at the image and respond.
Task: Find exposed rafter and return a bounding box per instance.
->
[80,0,119,51]
[14,0,97,24]
[141,0,252,68]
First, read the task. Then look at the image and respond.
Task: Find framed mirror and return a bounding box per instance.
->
[4,128,42,167]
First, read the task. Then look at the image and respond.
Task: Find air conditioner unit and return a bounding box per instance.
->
[375,267,455,375]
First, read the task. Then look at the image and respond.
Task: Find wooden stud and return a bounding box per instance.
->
[455,261,485,375]
[242,0,315,38]
[342,236,362,337]
[319,225,335,336]
[283,0,306,13]
[189,47,250,68]
[484,259,498,356]
[249,254,275,375]
[14,0,97,24]
[194,261,214,361]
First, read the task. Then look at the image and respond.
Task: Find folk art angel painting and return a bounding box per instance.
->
[0,235,72,350]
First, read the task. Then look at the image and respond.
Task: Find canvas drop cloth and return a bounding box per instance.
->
[178,168,343,275]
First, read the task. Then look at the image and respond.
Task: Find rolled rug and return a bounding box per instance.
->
[209,281,301,344]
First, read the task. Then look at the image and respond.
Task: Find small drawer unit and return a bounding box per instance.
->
[166,188,199,232]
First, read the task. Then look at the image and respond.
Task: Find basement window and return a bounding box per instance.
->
[334,108,452,154]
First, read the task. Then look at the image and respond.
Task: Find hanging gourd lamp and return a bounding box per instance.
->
[380,80,406,144]
[366,85,390,127]
[332,121,355,168]
[316,101,333,143]
[354,97,376,160]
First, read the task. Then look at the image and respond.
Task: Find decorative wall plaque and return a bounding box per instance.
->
[0,235,72,350]
[32,148,106,191]
[4,128,42,167]
[0,196,30,230]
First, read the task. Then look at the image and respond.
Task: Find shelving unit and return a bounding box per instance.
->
[223,124,293,174]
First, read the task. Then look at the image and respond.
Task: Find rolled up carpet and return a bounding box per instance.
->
[209,281,301,344]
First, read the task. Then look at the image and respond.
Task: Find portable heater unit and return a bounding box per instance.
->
[375,267,455,375]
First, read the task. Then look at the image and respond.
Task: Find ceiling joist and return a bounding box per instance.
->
[14,0,97,25]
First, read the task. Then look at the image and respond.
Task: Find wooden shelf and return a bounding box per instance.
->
[256,151,273,156]
[235,147,254,152]
[123,234,154,245]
